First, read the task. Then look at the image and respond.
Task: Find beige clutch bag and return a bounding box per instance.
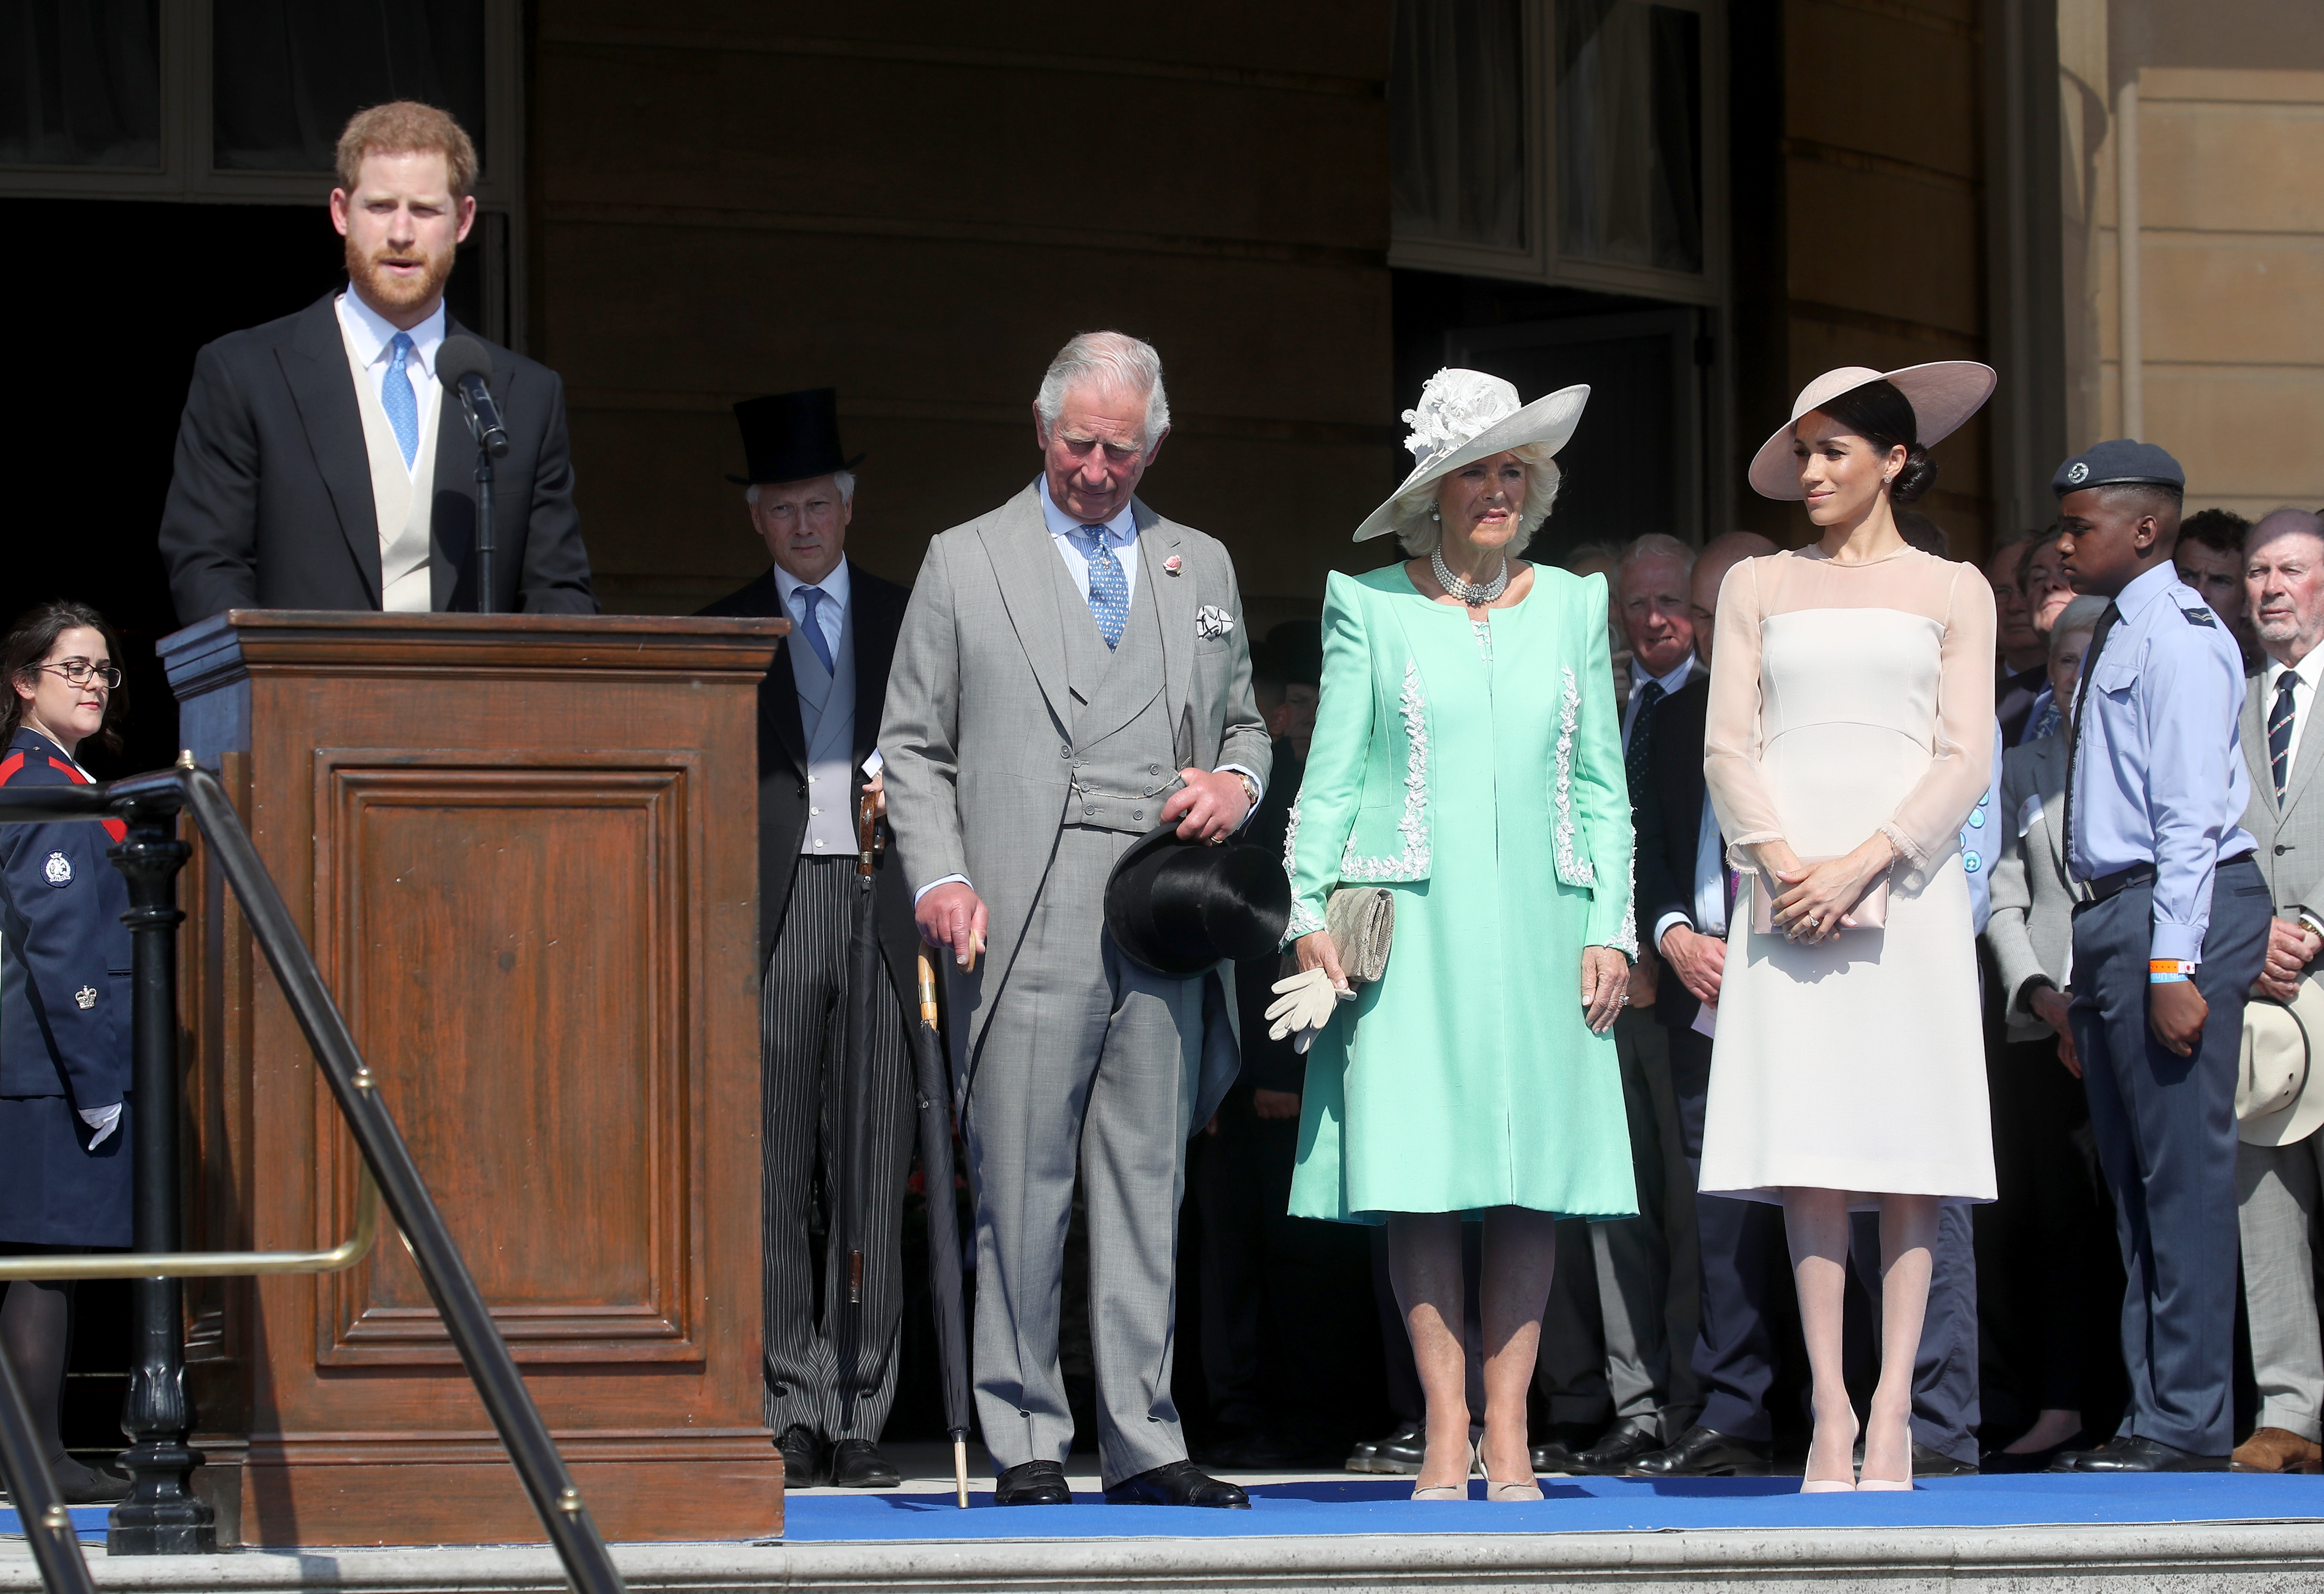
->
[1751,860,1889,936]
[1324,886,1396,984]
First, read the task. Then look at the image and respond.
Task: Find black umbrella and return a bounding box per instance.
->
[836,791,974,1506]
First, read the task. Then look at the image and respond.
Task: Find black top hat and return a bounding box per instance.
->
[1103,824,1292,978]
[727,387,866,486]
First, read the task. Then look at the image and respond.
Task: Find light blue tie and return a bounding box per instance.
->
[1078,529,1128,649]
[793,585,836,674]
[381,331,419,468]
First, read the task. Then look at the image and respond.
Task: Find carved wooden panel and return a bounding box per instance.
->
[310,750,705,1365]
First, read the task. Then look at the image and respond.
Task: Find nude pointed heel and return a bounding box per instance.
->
[1485,1476,1545,1502]
[1799,1478,1857,1493]
[1855,1476,1914,1491]
[1411,1440,1478,1501]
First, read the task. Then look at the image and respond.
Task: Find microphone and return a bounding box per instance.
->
[437,335,510,459]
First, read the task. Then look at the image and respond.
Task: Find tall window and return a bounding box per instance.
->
[1389,0,1724,305]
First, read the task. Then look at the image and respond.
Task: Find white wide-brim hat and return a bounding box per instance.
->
[2240,974,2324,1148]
[1352,369,1591,542]
[1747,361,1997,501]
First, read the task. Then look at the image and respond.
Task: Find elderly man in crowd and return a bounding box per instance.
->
[2012,532,2078,744]
[2232,507,2324,1474]
[1988,533,2047,742]
[1537,534,1703,1472]
[881,331,1270,1509]
[2179,508,2262,674]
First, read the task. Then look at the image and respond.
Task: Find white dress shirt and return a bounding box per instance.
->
[334,288,446,476]
[1623,654,1699,751]
[773,555,851,663]
[1037,482,1141,603]
[2266,654,2318,790]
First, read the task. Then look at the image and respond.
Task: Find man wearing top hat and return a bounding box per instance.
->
[880,331,1271,1507]
[2050,439,2271,1472]
[698,389,918,1490]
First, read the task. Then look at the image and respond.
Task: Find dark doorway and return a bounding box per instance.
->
[8,196,486,777]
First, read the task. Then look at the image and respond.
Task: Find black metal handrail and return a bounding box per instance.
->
[0,764,624,1594]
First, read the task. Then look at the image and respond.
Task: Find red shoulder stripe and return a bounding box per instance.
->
[43,755,127,844]
[0,753,21,786]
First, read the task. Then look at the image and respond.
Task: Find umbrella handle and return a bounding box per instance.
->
[917,951,940,1027]
[954,1434,970,1508]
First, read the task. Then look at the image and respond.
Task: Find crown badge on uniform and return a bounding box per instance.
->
[73,986,97,1010]
[43,852,71,887]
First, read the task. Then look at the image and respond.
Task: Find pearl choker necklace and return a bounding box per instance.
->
[1432,549,1510,608]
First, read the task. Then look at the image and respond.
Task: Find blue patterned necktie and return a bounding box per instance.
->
[1625,679,1665,801]
[381,331,419,468]
[792,585,836,674]
[2271,671,2301,802]
[1079,528,1128,649]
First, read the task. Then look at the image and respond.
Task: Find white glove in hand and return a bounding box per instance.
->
[79,1102,121,1150]
[1266,966,1353,1054]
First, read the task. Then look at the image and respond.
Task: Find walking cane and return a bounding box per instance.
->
[917,947,973,1508]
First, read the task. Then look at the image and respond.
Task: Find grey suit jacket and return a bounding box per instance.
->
[1985,732,2077,1042]
[2242,670,2324,927]
[879,484,1271,1102]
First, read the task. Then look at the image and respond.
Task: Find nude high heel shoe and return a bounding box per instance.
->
[1411,1440,1478,1501]
[1483,1437,1543,1501]
[1857,1415,1915,1491]
[1800,1410,1859,1494]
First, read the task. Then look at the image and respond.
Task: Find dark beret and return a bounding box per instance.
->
[2051,439,2186,498]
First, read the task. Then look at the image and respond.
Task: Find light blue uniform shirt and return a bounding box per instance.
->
[2067,558,2255,964]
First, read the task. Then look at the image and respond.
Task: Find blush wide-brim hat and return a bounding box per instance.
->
[1352,369,1591,542]
[1746,362,1997,501]
[2240,974,2324,1148]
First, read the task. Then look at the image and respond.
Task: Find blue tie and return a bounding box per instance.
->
[381,331,418,468]
[793,585,836,674]
[1079,529,1128,649]
[2271,672,2301,802]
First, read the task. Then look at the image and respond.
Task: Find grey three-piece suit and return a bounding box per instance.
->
[2236,669,2324,1441]
[879,483,1270,1483]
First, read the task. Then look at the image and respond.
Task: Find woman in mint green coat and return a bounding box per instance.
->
[1277,369,1637,1501]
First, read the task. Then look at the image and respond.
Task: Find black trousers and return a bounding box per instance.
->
[2068,856,2270,1456]
[1669,1025,1788,1442]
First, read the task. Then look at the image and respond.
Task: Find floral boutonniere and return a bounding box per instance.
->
[1163,555,1184,576]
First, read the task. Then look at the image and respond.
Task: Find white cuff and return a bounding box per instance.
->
[914,874,971,904]
[79,1102,122,1149]
[1652,911,1695,954]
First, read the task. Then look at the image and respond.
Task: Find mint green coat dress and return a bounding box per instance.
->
[1285,564,1639,1224]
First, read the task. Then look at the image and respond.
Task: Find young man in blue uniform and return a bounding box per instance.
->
[2050,441,2270,1472]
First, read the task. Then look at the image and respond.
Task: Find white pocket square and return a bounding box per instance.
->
[1196,605,1235,639]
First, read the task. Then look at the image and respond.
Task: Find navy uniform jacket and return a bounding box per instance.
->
[0,728,131,1106]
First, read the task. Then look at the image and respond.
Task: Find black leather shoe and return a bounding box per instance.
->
[829,1438,902,1489]
[1572,1419,1666,1476]
[995,1460,1074,1505]
[1911,1442,1978,1478]
[776,1425,829,1489]
[1529,1420,1599,1475]
[54,1461,131,1506]
[1624,1425,1772,1477]
[1103,1459,1250,1508]
[1348,1419,1425,1474]
[2049,1435,2229,1473]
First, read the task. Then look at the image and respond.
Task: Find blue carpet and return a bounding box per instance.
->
[0,1506,112,1544]
[781,1474,2324,1541]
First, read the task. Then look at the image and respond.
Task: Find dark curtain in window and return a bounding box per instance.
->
[1391,0,1526,251]
[0,1,160,168]
[1558,0,1703,274]
[212,0,485,174]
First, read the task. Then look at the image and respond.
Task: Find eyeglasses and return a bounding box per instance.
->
[39,660,122,690]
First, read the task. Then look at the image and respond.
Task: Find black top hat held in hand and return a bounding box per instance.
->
[1104,825,1293,978]
[728,387,866,486]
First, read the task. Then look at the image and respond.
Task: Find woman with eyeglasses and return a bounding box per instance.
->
[0,600,134,1501]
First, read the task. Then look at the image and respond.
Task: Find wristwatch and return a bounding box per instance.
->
[1231,771,1262,811]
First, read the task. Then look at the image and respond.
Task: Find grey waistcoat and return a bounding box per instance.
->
[790,593,859,858]
[1053,551,1178,835]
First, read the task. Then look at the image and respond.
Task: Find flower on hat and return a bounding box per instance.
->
[1402,368,1523,473]
[1164,554,1183,575]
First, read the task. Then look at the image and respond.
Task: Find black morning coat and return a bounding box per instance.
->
[0,728,131,1105]
[1634,674,1716,1033]
[156,292,598,623]
[697,565,920,995]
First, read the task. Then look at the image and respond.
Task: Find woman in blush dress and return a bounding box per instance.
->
[1699,363,1999,1493]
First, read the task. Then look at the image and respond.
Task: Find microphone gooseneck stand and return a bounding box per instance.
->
[460,388,497,614]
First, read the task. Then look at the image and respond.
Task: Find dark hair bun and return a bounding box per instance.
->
[1890,445,1936,504]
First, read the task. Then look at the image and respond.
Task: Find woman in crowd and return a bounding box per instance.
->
[0,600,136,1502]
[1700,364,1998,1491]
[1276,369,1638,1501]
[1981,594,2119,1469]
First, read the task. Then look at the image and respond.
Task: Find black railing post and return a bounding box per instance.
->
[105,807,215,1556]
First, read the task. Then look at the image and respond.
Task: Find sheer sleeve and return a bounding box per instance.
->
[1881,564,1997,869]
[1702,556,1786,863]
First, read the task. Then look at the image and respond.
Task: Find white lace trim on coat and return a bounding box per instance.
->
[1339,661,1430,881]
[1553,666,1598,890]
[1282,795,1325,941]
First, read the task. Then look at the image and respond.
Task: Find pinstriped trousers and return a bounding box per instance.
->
[761,855,914,1442]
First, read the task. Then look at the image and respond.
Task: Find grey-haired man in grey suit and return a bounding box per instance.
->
[879,331,1271,1508]
[2232,507,2324,1475]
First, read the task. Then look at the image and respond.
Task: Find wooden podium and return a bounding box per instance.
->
[158,611,787,1547]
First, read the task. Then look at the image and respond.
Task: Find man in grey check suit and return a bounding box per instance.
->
[2232,507,2324,1474]
[880,332,1271,1508]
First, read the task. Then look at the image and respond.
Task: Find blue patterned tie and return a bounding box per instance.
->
[1079,529,1128,649]
[792,585,836,674]
[2271,672,2301,802]
[381,331,418,468]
